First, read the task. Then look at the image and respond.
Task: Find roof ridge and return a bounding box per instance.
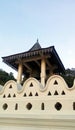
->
[29,40,41,51]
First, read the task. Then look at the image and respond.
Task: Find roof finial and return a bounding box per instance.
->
[37,38,39,43]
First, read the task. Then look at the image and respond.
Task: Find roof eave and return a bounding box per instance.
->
[52,47,65,74]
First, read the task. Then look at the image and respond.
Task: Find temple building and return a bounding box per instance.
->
[2,40,65,85]
[0,40,75,130]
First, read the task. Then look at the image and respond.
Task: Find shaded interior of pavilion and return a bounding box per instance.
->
[2,40,65,87]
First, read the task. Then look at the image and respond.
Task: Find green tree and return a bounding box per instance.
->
[0,69,16,85]
[61,69,75,88]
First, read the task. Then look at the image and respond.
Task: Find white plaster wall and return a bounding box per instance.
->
[0,126,49,130]
[0,75,75,129]
[0,116,75,130]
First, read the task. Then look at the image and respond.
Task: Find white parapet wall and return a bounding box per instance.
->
[0,75,75,130]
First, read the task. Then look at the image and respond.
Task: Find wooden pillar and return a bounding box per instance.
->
[40,58,46,88]
[17,63,23,84]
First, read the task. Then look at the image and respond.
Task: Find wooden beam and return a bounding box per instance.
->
[34,60,40,68]
[46,59,52,68]
[46,59,58,70]
[22,55,51,63]
[23,63,32,72]
[15,54,51,64]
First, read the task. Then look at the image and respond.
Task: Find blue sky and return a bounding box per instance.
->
[0,0,75,77]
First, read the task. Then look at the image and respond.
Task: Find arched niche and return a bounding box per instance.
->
[18,77,42,96]
[45,75,75,96]
[0,80,17,98]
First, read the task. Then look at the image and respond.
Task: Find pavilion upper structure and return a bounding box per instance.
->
[2,40,65,86]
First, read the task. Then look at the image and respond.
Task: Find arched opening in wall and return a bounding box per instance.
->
[29,83,33,87]
[41,103,45,110]
[55,102,62,111]
[23,93,27,97]
[3,94,6,98]
[54,90,58,95]
[54,80,58,85]
[29,92,33,96]
[3,103,8,110]
[15,103,18,110]
[35,92,38,96]
[9,85,12,89]
[61,90,65,95]
[73,102,75,110]
[8,93,11,98]
[13,94,16,97]
[48,91,51,96]
[26,103,32,110]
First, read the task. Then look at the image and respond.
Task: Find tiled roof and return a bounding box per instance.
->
[29,40,41,51]
[2,42,65,75]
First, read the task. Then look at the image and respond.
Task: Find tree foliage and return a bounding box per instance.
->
[0,68,75,88]
[0,69,16,85]
[61,69,75,88]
